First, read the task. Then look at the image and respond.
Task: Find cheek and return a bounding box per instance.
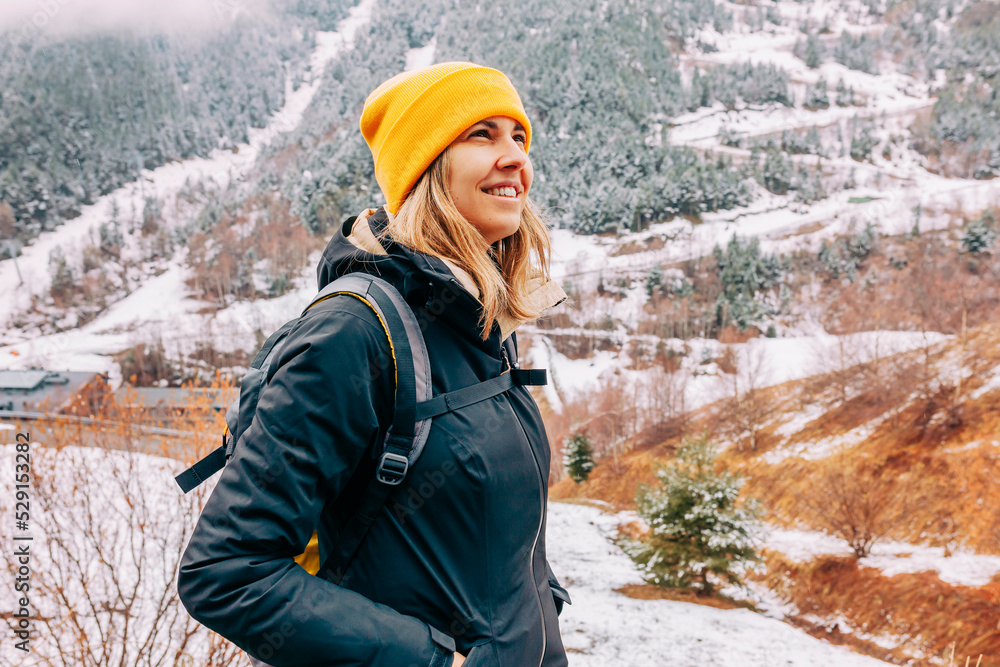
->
[451,172,479,213]
[448,149,488,198]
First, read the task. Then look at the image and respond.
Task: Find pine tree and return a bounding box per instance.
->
[908,207,921,239]
[835,78,854,107]
[713,234,783,329]
[805,126,822,154]
[804,32,824,69]
[645,265,664,298]
[848,221,878,260]
[962,210,997,253]
[563,432,596,484]
[760,147,794,194]
[621,435,760,594]
[803,78,830,110]
[834,32,878,73]
[850,118,878,161]
[99,219,124,256]
[49,247,76,304]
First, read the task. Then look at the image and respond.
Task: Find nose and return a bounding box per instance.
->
[496,136,528,171]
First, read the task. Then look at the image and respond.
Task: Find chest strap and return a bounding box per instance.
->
[413,368,546,421]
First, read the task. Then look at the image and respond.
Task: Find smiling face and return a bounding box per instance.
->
[446,116,533,245]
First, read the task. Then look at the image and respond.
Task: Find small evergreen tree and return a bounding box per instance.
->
[850,118,879,162]
[563,432,596,484]
[962,210,997,253]
[713,234,784,330]
[848,221,879,260]
[48,247,75,304]
[99,219,124,256]
[834,32,878,73]
[805,126,823,155]
[645,265,664,298]
[835,78,855,107]
[803,78,830,110]
[622,436,760,594]
[804,33,824,69]
[909,204,922,239]
[760,147,794,194]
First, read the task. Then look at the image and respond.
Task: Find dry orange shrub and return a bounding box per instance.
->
[187,192,321,305]
[754,550,1000,663]
[49,374,229,463]
[550,448,660,509]
[742,417,1000,557]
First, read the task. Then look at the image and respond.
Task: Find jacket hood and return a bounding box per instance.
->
[317,207,566,344]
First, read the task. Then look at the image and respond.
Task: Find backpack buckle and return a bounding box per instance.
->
[376,452,409,485]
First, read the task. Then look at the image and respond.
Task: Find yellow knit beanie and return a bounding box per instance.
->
[360,62,532,214]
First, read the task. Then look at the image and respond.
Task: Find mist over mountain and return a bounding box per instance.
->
[0,0,274,38]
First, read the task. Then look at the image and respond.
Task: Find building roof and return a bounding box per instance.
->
[121,387,238,411]
[0,370,50,391]
[0,370,102,413]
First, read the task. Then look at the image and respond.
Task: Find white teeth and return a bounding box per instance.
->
[486,187,517,198]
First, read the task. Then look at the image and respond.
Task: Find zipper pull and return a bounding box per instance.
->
[500,343,512,374]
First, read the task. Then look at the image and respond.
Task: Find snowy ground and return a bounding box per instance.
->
[527,320,950,411]
[547,502,892,666]
[0,443,214,667]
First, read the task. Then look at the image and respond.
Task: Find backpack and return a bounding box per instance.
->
[174,273,546,583]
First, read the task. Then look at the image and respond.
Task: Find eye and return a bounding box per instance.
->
[513,133,527,144]
[469,128,491,139]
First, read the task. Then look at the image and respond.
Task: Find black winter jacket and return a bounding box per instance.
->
[177,209,570,667]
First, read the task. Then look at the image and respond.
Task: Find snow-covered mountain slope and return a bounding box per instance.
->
[0,0,377,377]
[0,0,376,337]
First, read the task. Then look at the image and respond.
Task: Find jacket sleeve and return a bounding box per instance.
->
[177,299,454,667]
[545,560,572,616]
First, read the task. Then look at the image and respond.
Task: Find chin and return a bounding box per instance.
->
[492,220,521,244]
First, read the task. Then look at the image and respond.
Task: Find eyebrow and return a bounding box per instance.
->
[473,119,526,133]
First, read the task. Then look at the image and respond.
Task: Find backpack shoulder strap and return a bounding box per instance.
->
[308,274,437,584]
[314,273,434,479]
[173,273,432,494]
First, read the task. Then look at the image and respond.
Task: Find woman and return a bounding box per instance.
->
[178,62,570,667]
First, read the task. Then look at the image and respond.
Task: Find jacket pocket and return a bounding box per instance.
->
[426,646,453,667]
[549,581,571,616]
[462,639,495,667]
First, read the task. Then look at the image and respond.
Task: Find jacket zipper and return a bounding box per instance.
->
[508,398,547,667]
[501,343,547,666]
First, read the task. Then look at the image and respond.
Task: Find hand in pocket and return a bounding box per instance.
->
[459,640,494,667]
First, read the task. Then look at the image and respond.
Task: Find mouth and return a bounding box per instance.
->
[482,186,520,199]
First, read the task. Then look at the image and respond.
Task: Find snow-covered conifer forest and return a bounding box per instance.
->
[2,0,1000,664]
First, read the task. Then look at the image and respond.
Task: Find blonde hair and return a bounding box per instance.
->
[383,147,551,339]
